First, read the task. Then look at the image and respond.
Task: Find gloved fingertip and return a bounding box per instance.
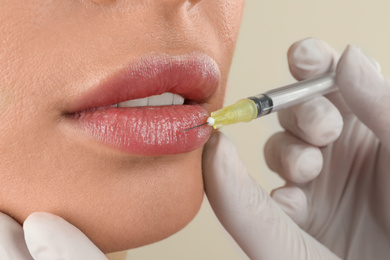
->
[296,148,323,182]
[336,45,390,148]
[288,38,338,80]
[336,44,386,106]
[203,131,244,175]
[23,212,63,260]
[24,212,107,260]
[336,45,379,88]
[23,212,56,235]
[281,144,323,184]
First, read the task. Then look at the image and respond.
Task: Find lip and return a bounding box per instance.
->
[68,53,220,156]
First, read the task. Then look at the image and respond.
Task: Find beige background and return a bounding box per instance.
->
[107,1,390,259]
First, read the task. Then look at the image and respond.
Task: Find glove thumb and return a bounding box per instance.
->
[24,212,107,260]
[336,45,390,149]
[202,132,340,260]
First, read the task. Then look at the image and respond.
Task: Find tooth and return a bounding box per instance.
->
[116,92,185,108]
[147,93,174,106]
[117,97,148,108]
[173,94,185,105]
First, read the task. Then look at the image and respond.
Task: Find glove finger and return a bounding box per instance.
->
[203,132,340,260]
[288,38,351,116]
[264,131,323,184]
[288,38,339,81]
[271,185,308,228]
[0,213,33,260]
[24,212,107,260]
[278,96,343,147]
[336,45,390,150]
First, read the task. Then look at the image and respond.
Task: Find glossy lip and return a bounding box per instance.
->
[68,53,220,156]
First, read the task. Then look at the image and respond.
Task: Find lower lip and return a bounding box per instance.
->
[71,105,212,156]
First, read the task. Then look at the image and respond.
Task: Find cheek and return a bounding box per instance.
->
[217,1,245,49]
[202,1,245,52]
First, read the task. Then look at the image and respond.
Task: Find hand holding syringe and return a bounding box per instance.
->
[185,73,336,131]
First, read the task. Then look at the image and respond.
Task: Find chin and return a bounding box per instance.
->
[1,146,205,253]
[88,150,206,253]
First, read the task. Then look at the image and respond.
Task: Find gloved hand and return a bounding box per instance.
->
[203,38,390,259]
[0,212,107,260]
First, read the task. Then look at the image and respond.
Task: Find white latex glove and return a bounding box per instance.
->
[269,39,390,258]
[203,38,390,259]
[0,212,107,260]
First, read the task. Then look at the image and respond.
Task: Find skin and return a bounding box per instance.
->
[0,0,244,253]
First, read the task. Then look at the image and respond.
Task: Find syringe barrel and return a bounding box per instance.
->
[253,73,336,113]
[209,73,337,129]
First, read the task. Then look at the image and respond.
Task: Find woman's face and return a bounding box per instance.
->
[0,0,244,253]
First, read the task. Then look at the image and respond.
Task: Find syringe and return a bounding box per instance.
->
[185,73,337,130]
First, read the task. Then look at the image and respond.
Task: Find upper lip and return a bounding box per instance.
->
[68,53,221,113]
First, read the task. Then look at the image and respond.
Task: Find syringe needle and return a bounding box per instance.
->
[183,122,209,132]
